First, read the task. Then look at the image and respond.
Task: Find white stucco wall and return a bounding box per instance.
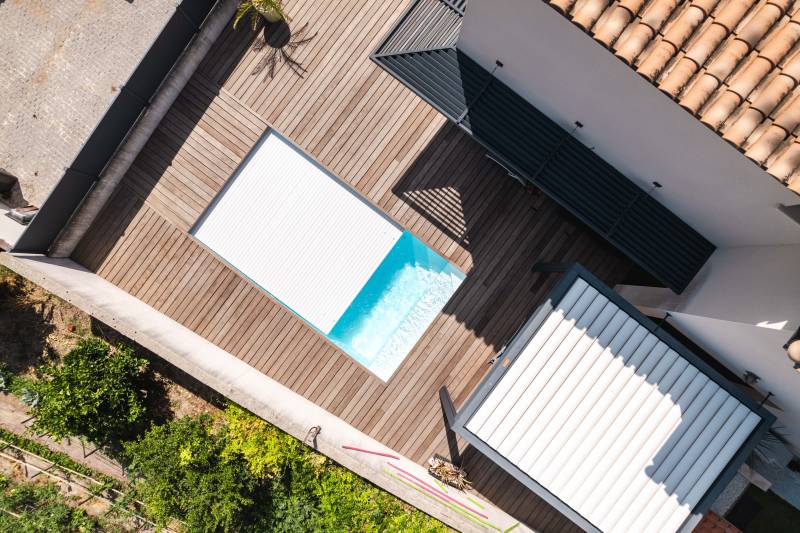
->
[618,244,800,449]
[677,245,800,331]
[621,245,800,332]
[665,314,800,449]
[458,0,800,247]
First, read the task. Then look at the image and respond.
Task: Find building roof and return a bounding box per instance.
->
[373,0,715,293]
[0,0,176,208]
[548,0,800,194]
[448,263,774,533]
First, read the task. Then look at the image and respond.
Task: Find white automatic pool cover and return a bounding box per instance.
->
[451,265,772,533]
[193,131,402,334]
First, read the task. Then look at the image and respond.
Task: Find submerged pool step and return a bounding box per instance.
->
[328,232,465,381]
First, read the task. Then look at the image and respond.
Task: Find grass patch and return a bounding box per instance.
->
[0,474,102,532]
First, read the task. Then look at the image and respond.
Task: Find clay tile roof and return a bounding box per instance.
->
[546,0,800,193]
[693,511,743,533]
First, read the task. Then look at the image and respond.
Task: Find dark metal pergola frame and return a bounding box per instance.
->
[440,263,775,533]
[370,0,716,294]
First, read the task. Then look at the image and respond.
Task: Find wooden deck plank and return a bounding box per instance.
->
[70,2,634,529]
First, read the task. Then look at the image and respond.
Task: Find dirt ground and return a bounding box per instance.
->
[0,265,220,420]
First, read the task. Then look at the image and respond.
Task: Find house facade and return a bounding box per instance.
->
[454,0,800,524]
[2,0,799,531]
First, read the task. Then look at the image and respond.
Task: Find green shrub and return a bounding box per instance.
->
[124,405,447,532]
[124,415,269,532]
[0,476,101,532]
[30,338,149,444]
[222,403,309,479]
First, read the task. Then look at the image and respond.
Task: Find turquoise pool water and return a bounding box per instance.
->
[328,231,465,380]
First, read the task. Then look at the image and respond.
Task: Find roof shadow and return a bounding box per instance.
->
[391,121,631,355]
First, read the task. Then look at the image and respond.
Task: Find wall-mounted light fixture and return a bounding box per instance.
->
[784,326,800,372]
[743,370,761,386]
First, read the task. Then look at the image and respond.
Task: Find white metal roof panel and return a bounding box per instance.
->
[193,131,402,334]
[463,273,765,533]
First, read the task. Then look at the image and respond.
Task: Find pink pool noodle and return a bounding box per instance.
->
[341,445,400,460]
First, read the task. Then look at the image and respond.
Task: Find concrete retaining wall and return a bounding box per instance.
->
[0,252,528,533]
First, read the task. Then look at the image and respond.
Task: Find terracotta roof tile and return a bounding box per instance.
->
[751,69,796,112]
[773,88,800,125]
[724,105,767,141]
[681,70,724,110]
[746,93,800,158]
[702,89,745,126]
[552,0,579,13]
[758,15,800,62]
[779,47,800,77]
[766,135,800,175]
[788,168,800,189]
[573,0,613,28]
[594,6,637,46]
[616,22,657,60]
[692,511,743,533]
[545,0,800,192]
[727,56,774,98]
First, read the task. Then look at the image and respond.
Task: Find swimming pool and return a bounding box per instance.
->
[329,231,464,380]
[193,131,464,381]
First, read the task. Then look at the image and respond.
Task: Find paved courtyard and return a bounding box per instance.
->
[0,0,175,207]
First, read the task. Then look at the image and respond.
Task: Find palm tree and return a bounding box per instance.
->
[233,0,288,29]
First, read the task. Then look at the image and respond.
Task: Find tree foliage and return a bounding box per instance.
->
[124,415,270,532]
[30,338,149,444]
[233,0,287,29]
[124,405,447,533]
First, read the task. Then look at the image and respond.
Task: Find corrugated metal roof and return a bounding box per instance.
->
[376,0,463,55]
[193,131,402,334]
[372,0,715,293]
[448,264,774,533]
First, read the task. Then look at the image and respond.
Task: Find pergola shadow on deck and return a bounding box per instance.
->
[70,1,631,529]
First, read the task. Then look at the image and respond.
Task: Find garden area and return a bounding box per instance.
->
[0,265,447,532]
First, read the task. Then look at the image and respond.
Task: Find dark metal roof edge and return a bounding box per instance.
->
[450,262,775,533]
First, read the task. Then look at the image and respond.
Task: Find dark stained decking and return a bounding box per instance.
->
[72,1,632,530]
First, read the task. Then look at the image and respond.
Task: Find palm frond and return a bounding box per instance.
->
[233,1,253,29]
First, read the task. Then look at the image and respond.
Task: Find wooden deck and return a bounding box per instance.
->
[71,1,632,530]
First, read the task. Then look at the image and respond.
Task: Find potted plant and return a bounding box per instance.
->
[234,0,288,29]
